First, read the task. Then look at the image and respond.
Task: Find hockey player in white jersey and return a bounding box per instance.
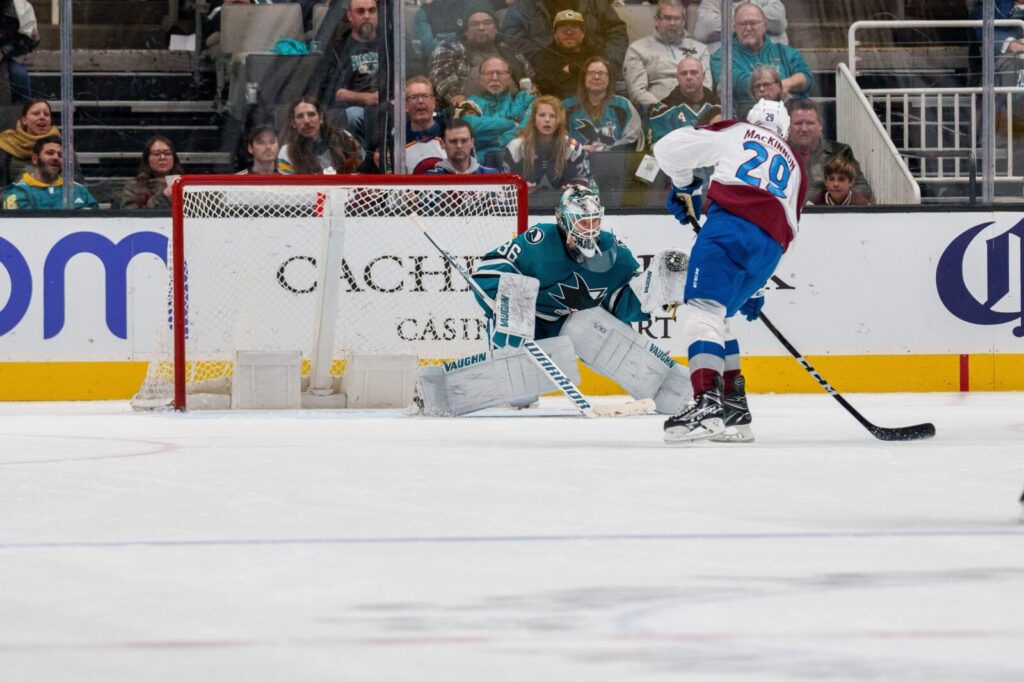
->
[653,99,808,443]
[416,185,694,417]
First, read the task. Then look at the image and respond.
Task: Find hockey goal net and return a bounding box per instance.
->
[132,174,528,410]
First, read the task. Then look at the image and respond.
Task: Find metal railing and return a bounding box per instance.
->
[849,18,1024,200]
[835,63,920,204]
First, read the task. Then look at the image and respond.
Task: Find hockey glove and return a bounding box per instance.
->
[739,290,766,322]
[665,178,703,229]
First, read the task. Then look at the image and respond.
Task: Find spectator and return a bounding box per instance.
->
[320,0,379,145]
[648,56,721,144]
[563,56,642,153]
[0,98,60,188]
[414,0,470,63]
[404,76,447,174]
[4,0,39,102]
[623,0,711,113]
[2,136,97,210]
[976,0,1024,89]
[534,10,598,99]
[502,0,627,70]
[238,124,281,174]
[709,3,810,118]
[461,56,535,162]
[504,95,589,191]
[278,96,363,174]
[426,119,500,174]
[693,0,788,53]
[809,156,871,206]
[749,65,784,103]
[117,136,183,210]
[428,2,533,108]
[787,99,873,201]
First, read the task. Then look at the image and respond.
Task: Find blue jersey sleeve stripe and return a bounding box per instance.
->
[724,339,740,355]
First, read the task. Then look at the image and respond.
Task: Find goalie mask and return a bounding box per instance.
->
[556,185,617,272]
[746,98,790,139]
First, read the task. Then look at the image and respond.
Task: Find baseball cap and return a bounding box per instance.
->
[553,9,585,28]
[247,123,278,145]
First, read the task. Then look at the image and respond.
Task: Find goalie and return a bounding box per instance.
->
[417,185,692,416]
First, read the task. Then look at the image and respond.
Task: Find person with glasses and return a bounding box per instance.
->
[623,0,711,113]
[533,10,598,100]
[709,3,810,118]
[117,136,184,210]
[563,56,641,154]
[460,56,536,163]
[428,3,533,109]
[748,65,784,104]
[648,56,721,144]
[693,0,788,54]
[403,76,447,174]
[502,0,627,70]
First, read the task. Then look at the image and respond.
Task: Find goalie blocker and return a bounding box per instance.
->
[417,307,691,416]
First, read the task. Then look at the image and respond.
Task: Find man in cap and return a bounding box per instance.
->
[534,10,598,98]
[502,0,627,69]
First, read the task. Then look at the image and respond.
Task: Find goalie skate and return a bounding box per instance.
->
[710,375,754,443]
[664,383,725,443]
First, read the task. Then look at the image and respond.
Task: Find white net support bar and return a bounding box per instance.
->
[132,174,526,410]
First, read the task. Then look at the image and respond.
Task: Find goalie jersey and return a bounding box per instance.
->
[472,223,649,338]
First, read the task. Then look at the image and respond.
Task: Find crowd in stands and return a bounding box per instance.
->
[0,0,880,210]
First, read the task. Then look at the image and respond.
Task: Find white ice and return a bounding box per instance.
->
[1,392,1022,681]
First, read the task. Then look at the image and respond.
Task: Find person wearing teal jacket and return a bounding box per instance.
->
[709,3,811,117]
[2,136,97,210]
[460,56,535,160]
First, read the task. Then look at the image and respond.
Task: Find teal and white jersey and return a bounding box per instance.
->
[472,222,648,338]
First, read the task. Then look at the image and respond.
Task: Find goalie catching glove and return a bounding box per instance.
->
[629,248,689,316]
[665,177,703,229]
[491,272,539,349]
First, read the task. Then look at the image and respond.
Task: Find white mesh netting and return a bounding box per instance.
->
[132,178,522,409]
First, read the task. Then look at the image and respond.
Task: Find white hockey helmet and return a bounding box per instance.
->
[556,185,617,272]
[746,98,790,139]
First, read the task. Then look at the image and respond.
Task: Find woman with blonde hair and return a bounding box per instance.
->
[503,95,589,191]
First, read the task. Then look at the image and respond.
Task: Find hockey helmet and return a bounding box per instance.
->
[556,184,604,254]
[746,98,790,139]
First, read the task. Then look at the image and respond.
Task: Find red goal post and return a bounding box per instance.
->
[132,174,529,411]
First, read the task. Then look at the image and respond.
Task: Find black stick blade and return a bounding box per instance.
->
[868,423,936,441]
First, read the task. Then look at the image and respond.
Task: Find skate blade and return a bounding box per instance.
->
[710,424,754,443]
[664,418,725,444]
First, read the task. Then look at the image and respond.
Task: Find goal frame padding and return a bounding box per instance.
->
[169,173,530,411]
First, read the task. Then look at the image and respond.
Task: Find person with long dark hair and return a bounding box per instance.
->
[0,98,60,187]
[563,56,641,154]
[117,136,184,210]
[278,96,363,174]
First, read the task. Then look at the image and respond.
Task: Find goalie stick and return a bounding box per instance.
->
[409,214,654,418]
[681,212,936,441]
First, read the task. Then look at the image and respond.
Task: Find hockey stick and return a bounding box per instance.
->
[681,212,936,441]
[411,212,651,417]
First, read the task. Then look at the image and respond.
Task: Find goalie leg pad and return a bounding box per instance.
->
[560,307,691,414]
[416,336,579,416]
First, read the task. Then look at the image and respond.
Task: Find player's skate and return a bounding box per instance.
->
[711,375,754,442]
[664,380,725,443]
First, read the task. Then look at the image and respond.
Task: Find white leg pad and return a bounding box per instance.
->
[559,307,691,414]
[417,336,579,416]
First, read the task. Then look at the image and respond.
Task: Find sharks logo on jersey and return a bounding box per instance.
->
[550,272,606,315]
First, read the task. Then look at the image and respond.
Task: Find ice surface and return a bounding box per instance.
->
[1,393,1022,681]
